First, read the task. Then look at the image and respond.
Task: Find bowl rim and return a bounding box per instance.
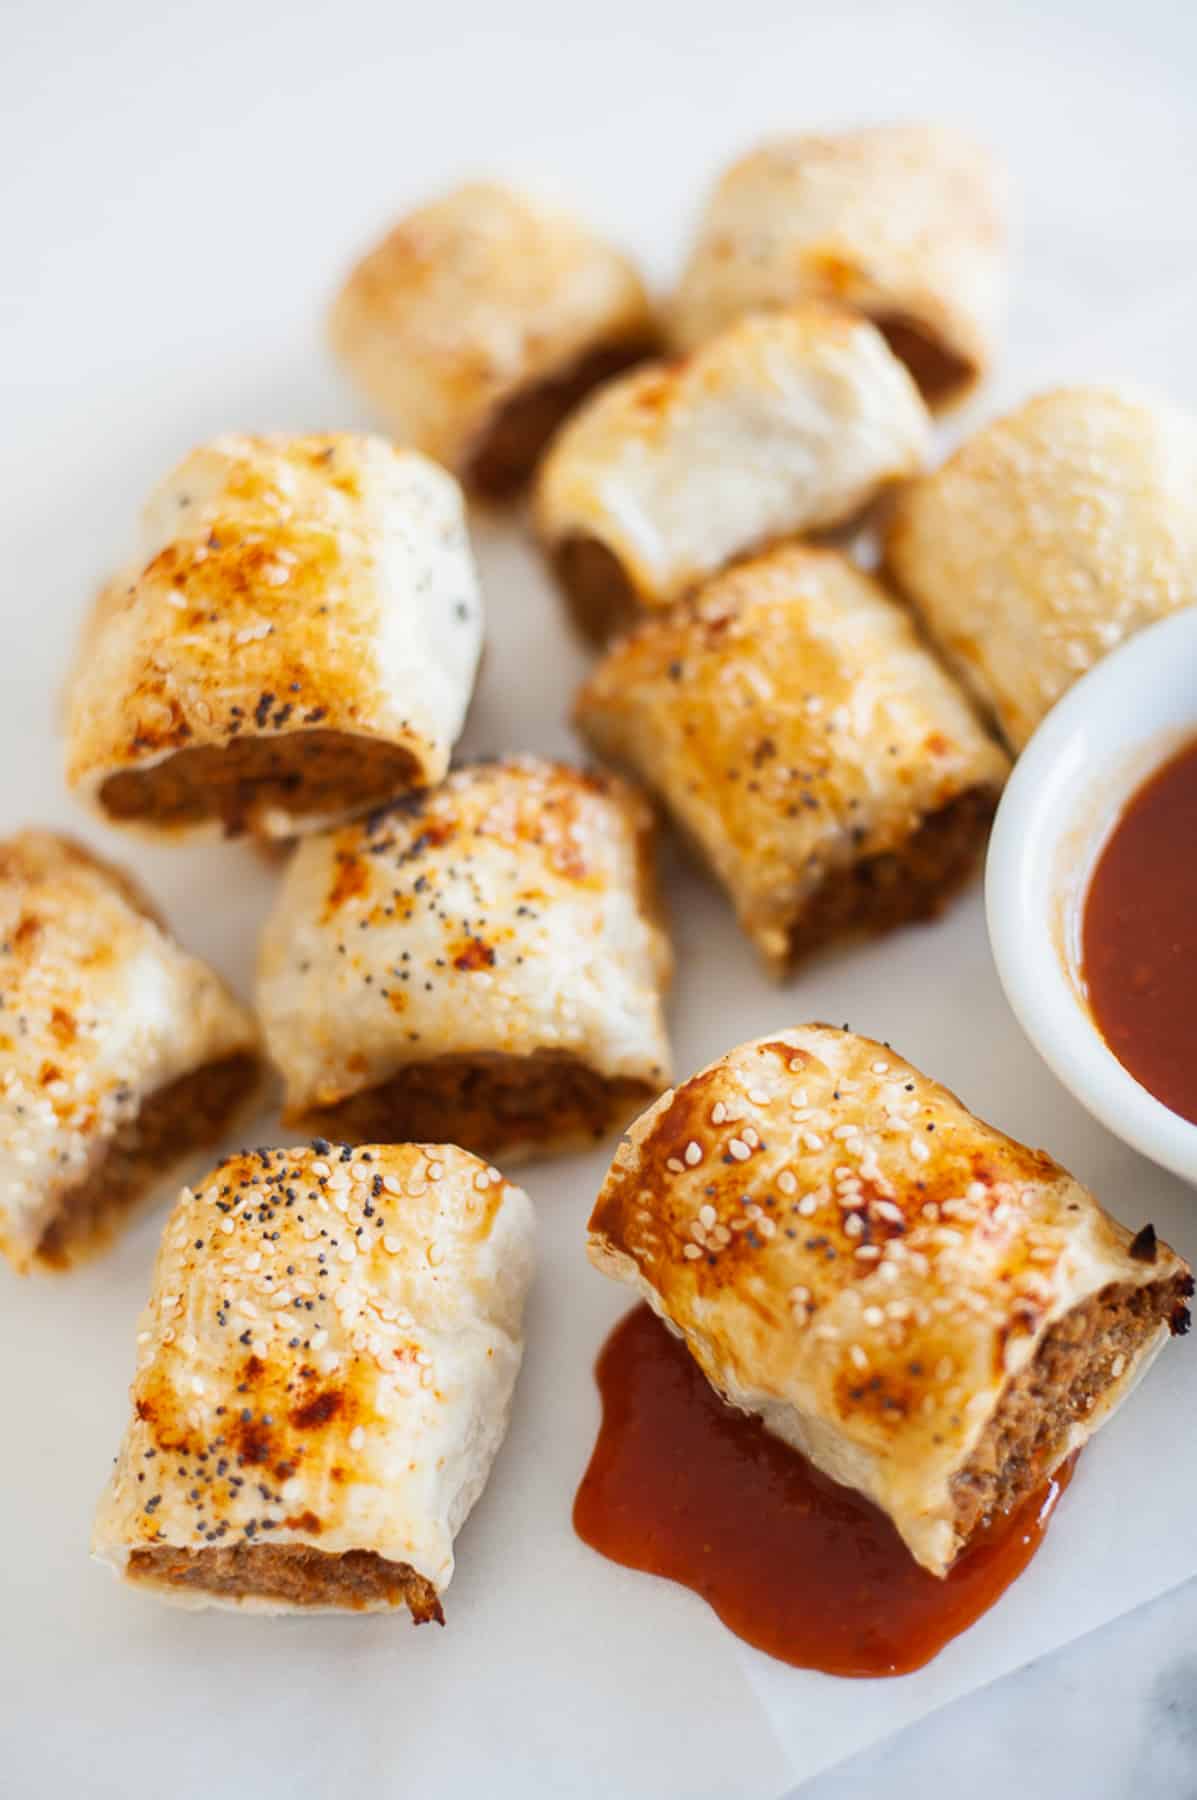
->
[985,608,1197,1185]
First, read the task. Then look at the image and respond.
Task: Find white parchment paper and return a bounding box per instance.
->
[3,3,1197,1794]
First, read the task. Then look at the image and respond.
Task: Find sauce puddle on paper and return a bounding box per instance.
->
[1083,732,1197,1126]
[574,1304,1076,1678]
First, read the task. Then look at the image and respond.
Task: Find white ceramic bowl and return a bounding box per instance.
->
[986,607,1197,1185]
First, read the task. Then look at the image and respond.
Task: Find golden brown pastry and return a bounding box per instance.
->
[0,831,259,1273]
[534,305,930,639]
[329,182,658,496]
[885,385,1197,749]
[92,1143,536,1615]
[671,126,1007,407]
[64,434,483,841]
[575,546,1009,971]
[256,757,672,1161]
[588,1025,1192,1576]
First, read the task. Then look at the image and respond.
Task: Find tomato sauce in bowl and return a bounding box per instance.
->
[1082,734,1197,1126]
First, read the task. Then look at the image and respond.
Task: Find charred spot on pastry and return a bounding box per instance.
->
[1129,1223,1158,1263]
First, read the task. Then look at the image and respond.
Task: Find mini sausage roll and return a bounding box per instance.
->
[534,306,930,639]
[575,546,1009,971]
[257,757,672,1160]
[885,386,1197,750]
[92,1143,535,1615]
[65,434,483,840]
[0,831,259,1273]
[329,182,659,497]
[671,126,1007,408]
[588,1025,1193,1576]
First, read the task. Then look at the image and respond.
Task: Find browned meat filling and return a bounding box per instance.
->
[873,312,975,409]
[951,1272,1192,1543]
[36,1051,258,1269]
[128,1543,444,1621]
[786,786,997,967]
[297,1050,659,1160]
[468,336,659,498]
[99,731,423,838]
[553,535,645,645]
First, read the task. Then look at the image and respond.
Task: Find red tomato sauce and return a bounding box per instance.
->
[1083,734,1197,1125]
[574,1304,1076,1678]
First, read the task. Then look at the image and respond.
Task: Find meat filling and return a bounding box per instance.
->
[127,1543,444,1621]
[99,731,423,837]
[786,785,998,967]
[468,336,659,499]
[36,1051,258,1269]
[951,1272,1193,1543]
[553,535,645,645]
[297,1050,658,1160]
[873,312,975,409]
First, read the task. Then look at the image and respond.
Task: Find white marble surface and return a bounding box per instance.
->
[800,1576,1197,1799]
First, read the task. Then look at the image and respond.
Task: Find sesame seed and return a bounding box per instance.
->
[348,1426,366,1451]
[863,1306,884,1326]
[684,1141,703,1166]
[383,1234,401,1254]
[683,1244,702,1260]
[711,1102,727,1125]
[849,1345,868,1370]
[427,1243,444,1266]
[778,1170,797,1195]
[727,1138,751,1161]
[337,1240,357,1263]
[910,1138,931,1164]
[797,1194,819,1216]
[871,1061,889,1074]
[802,1132,824,1152]
[699,1204,716,1229]
[854,1244,881,1261]
[747,1087,770,1106]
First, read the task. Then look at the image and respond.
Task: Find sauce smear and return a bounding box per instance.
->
[1083,734,1197,1125]
[574,1305,1076,1677]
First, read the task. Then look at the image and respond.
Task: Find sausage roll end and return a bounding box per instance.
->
[0,831,259,1273]
[92,1143,536,1614]
[329,182,659,497]
[257,757,673,1163]
[535,305,930,637]
[576,546,1009,971]
[65,434,483,840]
